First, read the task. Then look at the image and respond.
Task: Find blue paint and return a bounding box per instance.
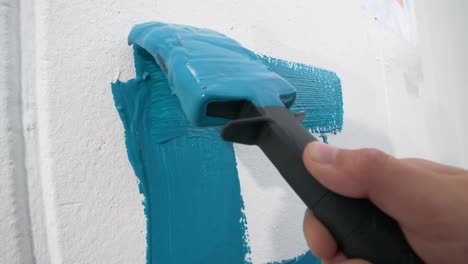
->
[268,251,322,264]
[129,22,294,127]
[259,56,343,134]
[113,45,250,263]
[112,22,343,263]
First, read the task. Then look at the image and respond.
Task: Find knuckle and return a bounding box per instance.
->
[335,148,394,187]
[356,148,391,173]
[361,148,387,163]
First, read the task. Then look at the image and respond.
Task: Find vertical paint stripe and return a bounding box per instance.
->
[112,46,250,263]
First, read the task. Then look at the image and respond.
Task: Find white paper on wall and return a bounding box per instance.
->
[362,0,417,44]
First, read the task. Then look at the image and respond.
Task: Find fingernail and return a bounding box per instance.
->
[308,141,337,164]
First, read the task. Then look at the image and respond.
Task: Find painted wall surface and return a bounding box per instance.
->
[1,0,467,263]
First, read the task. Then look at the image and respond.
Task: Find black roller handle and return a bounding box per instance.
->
[208,101,423,264]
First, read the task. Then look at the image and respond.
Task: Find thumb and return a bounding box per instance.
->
[302,141,435,222]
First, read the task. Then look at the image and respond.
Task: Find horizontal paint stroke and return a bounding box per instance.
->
[259,55,343,135]
[112,22,343,264]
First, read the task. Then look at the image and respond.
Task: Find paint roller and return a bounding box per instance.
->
[129,22,423,264]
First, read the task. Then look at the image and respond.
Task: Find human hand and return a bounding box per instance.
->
[302,141,468,264]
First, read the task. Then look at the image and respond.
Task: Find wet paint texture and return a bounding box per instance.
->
[113,46,250,263]
[128,22,342,129]
[259,55,343,134]
[128,22,295,127]
[112,22,343,263]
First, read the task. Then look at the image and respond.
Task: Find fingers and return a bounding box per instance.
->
[322,253,371,264]
[327,259,371,264]
[302,141,441,222]
[303,142,468,264]
[401,158,466,175]
[304,210,371,264]
[303,209,337,259]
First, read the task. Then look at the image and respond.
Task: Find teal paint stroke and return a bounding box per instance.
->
[112,22,343,264]
[113,46,251,263]
[259,55,343,134]
[268,251,321,264]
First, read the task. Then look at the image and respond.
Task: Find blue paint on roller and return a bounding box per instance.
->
[112,22,343,263]
[128,22,342,131]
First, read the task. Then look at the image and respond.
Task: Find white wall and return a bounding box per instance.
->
[0,0,467,263]
[0,0,35,263]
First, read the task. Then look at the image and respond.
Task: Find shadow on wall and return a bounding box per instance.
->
[235,118,394,262]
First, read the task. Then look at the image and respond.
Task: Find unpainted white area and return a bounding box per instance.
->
[0,0,467,263]
[234,1,468,262]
